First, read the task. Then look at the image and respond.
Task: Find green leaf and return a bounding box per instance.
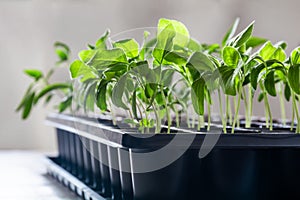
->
[22,92,35,119]
[55,49,68,61]
[153,23,176,64]
[187,38,202,52]
[272,47,286,62]
[222,46,241,68]
[250,63,265,89]
[158,18,190,47]
[163,51,188,66]
[245,37,267,49]
[95,80,108,111]
[24,69,43,81]
[34,83,71,104]
[54,42,70,53]
[103,63,127,80]
[70,60,97,82]
[161,69,175,87]
[113,39,139,58]
[191,78,205,115]
[288,64,300,94]
[79,50,96,63]
[258,92,264,102]
[275,41,287,50]
[139,32,150,60]
[54,42,70,62]
[264,71,276,96]
[259,41,276,60]
[130,61,157,83]
[290,47,300,65]
[187,51,215,73]
[140,38,157,60]
[284,83,291,101]
[216,66,237,96]
[58,96,72,113]
[44,94,53,105]
[83,81,96,112]
[112,74,128,109]
[16,84,34,112]
[222,18,240,47]
[145,83,157,98]
[233,21,254,47]
[95,29,110,49]
[88,48,128,70]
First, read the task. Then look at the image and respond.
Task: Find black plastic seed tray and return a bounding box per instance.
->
[46,113,300,200]
[46,156,107,200]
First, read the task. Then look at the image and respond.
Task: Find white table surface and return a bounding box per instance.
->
[0,151,81,200]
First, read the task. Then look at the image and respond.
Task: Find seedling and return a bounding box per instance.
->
[18,19,300,134]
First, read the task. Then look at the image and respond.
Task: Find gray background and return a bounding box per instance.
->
[1,0,299,152]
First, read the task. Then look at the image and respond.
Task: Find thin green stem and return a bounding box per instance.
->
[226,95,232,125]
[174,106,180,127]
[207,102,211,131]
[218,89,226,133]
[186,109,191,128]
[260,82,272,130]
[248,84,253,127]
[160,86,171,133]
[242,86,250,128]
[192,111,196,129]
[292,93,300,133]
[291,106,295,131]
[263,95,270,128]
[108,101,117,126]
[197,115,201,131]
[265,96,273,131]
[197,115,204,131]
[278,83,286,126]
[264,91,273,131]
[233,95,240,128]
[137,98,149,133]
[152,102,161,133]
[232,85,242,134]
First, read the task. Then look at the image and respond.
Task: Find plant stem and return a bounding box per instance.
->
[278,83,286,126]
[218,89,226,133]
[291,108,295,131]
[197,115,201,131]
[226,95,232,125]
[231,85,242,134]
[160,86,171,133]
[109,101,117,126]
[136,102,143,120]
[263,96,269,128]
[137,98,149,133]
[259,82,272,130]
[265,96,273,131]
[264,92,273,131]
[298,99,300,133]
[197,115,205,131]
[207,102,211,131]
[242,86,250,128]
[192,111,196,129]
[174,106,180,127]
[292,93,300,133]
[152,103,161,133]
[186,109,191,128]
[248,84,253,127]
